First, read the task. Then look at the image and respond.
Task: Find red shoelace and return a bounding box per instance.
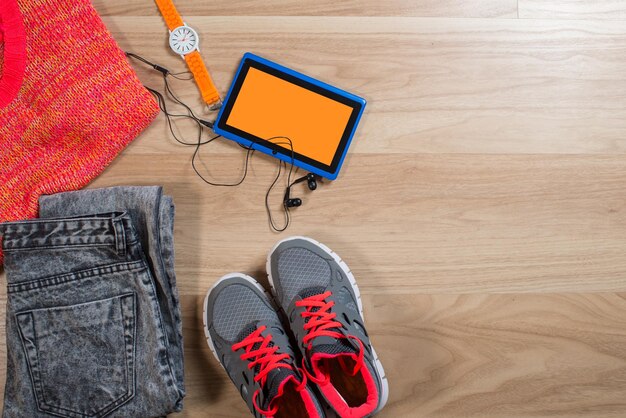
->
[295,291,365,384]
[231,325,305,416]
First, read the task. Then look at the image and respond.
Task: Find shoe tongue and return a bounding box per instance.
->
[262,368,300,408]
[236,323,300,409]
[298,286,359,357]
[298,285,327,300]
[236,321,262,345]
[236,322,276,376]
[310,337,358,356]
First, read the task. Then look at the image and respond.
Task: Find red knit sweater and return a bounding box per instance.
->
[0,0,159,262]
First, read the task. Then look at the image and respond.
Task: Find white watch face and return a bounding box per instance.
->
[169,26,199,55]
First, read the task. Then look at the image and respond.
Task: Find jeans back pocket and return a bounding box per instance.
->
[16,293,137,418]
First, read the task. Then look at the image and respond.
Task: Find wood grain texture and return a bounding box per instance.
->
[92,0,518,18]
[179,292,626,417]
[520,0,626,20]
[85,152,626,295]
[107,17,626,155]
[2,0,626,417]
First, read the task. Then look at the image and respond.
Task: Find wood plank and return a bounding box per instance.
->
[3,1,626,416]
[81,152,626,294]
[106,17,626,155]
[520,0,626,20]
[168,293,626,417]
[369,292,626,417]
[2,284,624,416]
[93,0,518,18]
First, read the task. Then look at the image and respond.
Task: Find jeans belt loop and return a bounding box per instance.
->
[112,217,127,257]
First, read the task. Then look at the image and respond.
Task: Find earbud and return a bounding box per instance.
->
[283,173,321,208]
[283,186,303,208]
[306,173,318,190]
[285,198,302,208]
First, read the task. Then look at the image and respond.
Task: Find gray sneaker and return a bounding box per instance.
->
[203,273,325,418]
[267,237,389,418]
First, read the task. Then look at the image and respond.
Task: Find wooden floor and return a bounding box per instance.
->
[3,1,626,417]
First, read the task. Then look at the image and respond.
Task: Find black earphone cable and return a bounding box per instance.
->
[191,136,254,187]
[263,137,298,232]
[125,51,299,232]
[169,71,194,81]
[266,160,290,232]
[146,86,215,146]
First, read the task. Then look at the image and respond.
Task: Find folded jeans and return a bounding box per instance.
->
[0,186,185,417]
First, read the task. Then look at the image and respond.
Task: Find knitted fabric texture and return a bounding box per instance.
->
[0,0,159,262]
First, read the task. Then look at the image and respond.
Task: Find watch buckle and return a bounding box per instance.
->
[207,100,222,111]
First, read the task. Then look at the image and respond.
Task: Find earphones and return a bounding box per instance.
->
[284,173,320,208]
[125,52,324,232]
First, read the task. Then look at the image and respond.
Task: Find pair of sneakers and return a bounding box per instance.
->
[203,236,389,418]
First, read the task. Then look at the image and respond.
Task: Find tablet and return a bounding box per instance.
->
[214,53,366,180]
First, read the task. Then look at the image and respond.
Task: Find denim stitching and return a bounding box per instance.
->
[16,293,138,417]
[15,239,142,253]
[43,296,135,417]
[0,216,119,225]
[140,259,179,392]
[112,217,127,257]
[14,313,47,415]
[1,214,131,252]
[152,189,179,381]
[2,189,184,416]
[154,192,185,397]
[113,218,121,255]
[15,312,82,417]
[122,293,138,410]
[89,293,136,417]
[3,243,114,252]
[119,219,127,257]
[7,261,146,294]
[119,220,127,257]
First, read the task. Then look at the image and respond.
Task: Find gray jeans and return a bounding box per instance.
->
[0,186,185,417]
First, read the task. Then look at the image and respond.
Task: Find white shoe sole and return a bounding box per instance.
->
[266,236,389,414]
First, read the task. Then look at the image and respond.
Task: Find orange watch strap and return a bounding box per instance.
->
[185,51,221,106]
[154,0,184,31]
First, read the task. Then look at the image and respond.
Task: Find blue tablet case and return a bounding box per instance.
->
[213,53,366,180]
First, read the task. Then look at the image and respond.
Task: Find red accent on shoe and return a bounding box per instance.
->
[297,291,379,417]
[310,352,379,418]
[270,375,321,418]
[232,325,315,417]
[296,291,344,347]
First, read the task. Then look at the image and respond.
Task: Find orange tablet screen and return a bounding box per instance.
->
[225,67,354,166]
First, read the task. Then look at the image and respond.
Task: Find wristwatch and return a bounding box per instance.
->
[154,0,221,109]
